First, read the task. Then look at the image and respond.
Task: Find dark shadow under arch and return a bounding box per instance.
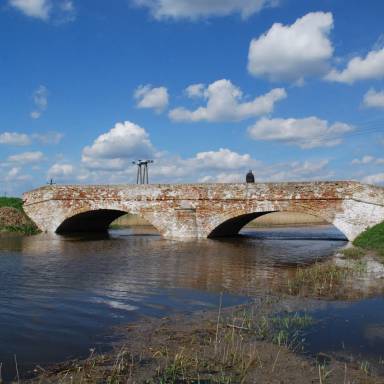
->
[56,209,127,234]
[208,212,273,238]
[208,211,347,240]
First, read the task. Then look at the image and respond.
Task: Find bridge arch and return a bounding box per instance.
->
[55,207,161,234]
[56,209,127,233]
[206,209,348,239]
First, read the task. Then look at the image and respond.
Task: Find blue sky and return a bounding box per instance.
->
[1,0,384,196]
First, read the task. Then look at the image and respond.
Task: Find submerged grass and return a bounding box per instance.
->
[341,247,365,260]
[354,221,384,259]
[286,263,350,297]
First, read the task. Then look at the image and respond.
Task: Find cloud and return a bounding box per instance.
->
[32,131,64,144]
[185,148,254,170]
[363,89,384,109]
[0,132,31,146]
[9,0,50,20]
[363,173,384,185]
[325,48,384,84]
[352,155,384,165]
[82,121,155,169]
[169,79,286,122]
[9,0,75,22]
[199,172,244,183]
[247,12,333,82]
[248,116,353,148]
[7,151,44,163]
[134,85,169,113]
[133,0,276,20]
[265,159,331,181]
[185,83,205,98]
[47,163,74,179]
[30,85,48,119]
[0,167,31,185]
[352,155,374,165]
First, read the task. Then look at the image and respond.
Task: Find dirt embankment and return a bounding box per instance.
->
[0,206,39,234]
[0,206,31,227]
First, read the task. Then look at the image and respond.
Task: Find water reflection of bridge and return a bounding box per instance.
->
[15,230,384,300]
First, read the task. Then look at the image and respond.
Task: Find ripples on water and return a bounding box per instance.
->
[0,225,383,379]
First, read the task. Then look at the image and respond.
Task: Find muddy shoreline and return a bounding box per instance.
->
[25,291,384,383]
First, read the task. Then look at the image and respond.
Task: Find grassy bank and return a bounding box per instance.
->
[354,221,384,258]
[0,196,24,211]
[0,197,40,235]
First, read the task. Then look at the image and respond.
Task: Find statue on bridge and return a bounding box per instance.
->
[246,170,255,183]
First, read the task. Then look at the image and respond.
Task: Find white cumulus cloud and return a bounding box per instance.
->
[186,148,253,170]
[47,163,74,179]
[9,0,75,22]
[7,151,44,163]
[185,83,205,98]
[9,0,50,20]
[325,48,384,84]
[134,85,169,113]
[169,79,286,122]
[363,89,384,109]
[133,0,276,20]
[0,132,31,146]
[247,12,334,82]
[363,173,384,185]
[248,117,353,148]
[82,121,155,169]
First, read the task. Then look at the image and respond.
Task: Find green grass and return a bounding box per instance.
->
[286,263,350,296]
[341,247,365,260]
[353,221,384,258]
[0,224,40,235]
[0,196,23,211]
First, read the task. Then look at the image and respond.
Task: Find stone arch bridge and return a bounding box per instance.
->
[23,181,384,241]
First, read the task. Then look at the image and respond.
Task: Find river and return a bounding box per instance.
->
[0,225,383,380]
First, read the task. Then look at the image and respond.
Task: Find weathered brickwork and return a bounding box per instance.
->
[23,181,384,241]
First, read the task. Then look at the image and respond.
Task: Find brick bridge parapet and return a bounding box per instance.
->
[23,181,384,241]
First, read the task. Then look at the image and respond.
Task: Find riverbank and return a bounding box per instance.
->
[354,221,384,259]
[111,212,327,228]
[28,294,382,383]
[0,197,39,235]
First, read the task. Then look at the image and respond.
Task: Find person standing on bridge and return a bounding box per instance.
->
[246,170,255,183]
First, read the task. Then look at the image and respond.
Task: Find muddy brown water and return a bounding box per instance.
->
[0,225,383,381]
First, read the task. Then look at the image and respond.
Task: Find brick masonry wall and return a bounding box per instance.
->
[23,181,384,241]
